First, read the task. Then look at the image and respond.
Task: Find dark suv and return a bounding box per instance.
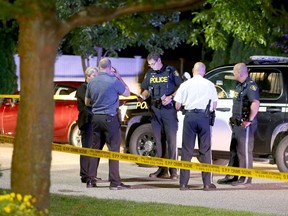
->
[123,56,288,172]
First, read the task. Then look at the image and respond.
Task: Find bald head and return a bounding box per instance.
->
[192,62,206,76]
[99,58,112,71]
[233,63,248,82]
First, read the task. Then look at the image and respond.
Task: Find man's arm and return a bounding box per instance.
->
[175,101,182,110]
[113,67,130,97]
[248,100,260,121]
[212,101,217,110]
[241,99,260,128]
[85,97,91,107]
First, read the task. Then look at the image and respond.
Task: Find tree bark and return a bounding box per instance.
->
[11,14,60,212]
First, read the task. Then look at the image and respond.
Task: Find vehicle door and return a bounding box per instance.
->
[53,85,78,142]
[0,97,19,136]
[248,66,287,155]
[205,67,236,151]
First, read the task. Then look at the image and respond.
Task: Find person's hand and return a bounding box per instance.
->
[241,120,251,129]
[162,95,173,106]
[111,67,121,79]
[137,94,145,102]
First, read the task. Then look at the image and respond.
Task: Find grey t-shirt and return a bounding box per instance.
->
[86,73,125,115]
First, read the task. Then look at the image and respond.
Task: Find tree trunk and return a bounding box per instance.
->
[11,15,60,212]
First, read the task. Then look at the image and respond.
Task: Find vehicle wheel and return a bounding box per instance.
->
[70,124,82,147]
[213,159,229,166]
[275,136,288,172]
[129,124,157,158]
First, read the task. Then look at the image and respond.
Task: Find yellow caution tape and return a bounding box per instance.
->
[0,94,76,101]
[0,94,138,101]
[0,94,20,99]
[1,134,288,181]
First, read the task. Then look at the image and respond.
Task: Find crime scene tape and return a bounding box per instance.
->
[0,94,137,101]
[1,134,288,181]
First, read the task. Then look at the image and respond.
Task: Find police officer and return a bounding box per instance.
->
[217,63,260,186]
[85,58,131,190]
[174,62,218,191]
[139,53,183,179]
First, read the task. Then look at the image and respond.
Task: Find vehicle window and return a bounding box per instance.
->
[208,70,236,99]
[249,70,282,99]
[54,85,77,97]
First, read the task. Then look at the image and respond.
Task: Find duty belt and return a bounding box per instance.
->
[185,109,206,113]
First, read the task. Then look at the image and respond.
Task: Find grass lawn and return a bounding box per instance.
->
[49,193,274,216]
[0,189,275,216]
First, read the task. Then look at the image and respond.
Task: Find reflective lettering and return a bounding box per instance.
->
[136,102,148,109]
[150,77,168,83]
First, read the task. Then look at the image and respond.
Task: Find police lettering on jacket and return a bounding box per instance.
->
[141,65,183,100]
[150,76,168,83]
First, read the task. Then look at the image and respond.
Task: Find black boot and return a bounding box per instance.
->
[149,167,169,178]
[217,175,238,184]
[169,168,178,180]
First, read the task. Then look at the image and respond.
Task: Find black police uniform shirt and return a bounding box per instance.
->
[232,76,259,120]
[141,65,183,100]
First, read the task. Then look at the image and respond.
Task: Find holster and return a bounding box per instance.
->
[229,117,242,126]
[209,110,216,126]
[151,99,162,109]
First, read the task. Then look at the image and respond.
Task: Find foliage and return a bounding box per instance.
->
[191,0,288,50]
[0,21,18,94]
[0,192,47,215]
[56,0,195,68]
[208,36,286,69]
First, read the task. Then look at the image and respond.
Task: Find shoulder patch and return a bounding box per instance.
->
[250,85,257,91]
[173,70,180,76]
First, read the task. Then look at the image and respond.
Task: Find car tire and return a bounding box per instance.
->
[129,124,157,158]
[70,124,82,147]
[275,136,288,172]
[212,159,229,166]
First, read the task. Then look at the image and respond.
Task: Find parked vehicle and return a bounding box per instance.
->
[0,81,82,146]
[123,56,288,172]
[0,81,134,147]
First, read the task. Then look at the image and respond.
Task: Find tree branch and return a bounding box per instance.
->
[58,0,205,38]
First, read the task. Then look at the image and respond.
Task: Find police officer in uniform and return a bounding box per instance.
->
[139,53,183,179]
[217,63,259,186]
[85,58,131,190]
[174,62,218,191]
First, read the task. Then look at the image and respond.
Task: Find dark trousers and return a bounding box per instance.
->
[88,114,122,187]
[80,123,93,178]
[228,121,257,182]
[151,105,178,175]
[180,112,213,186]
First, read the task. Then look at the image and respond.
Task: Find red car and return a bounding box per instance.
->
[0,81,135,147]
[0,81,83,146]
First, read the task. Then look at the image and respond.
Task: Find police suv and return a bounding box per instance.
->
[123,56,288,172]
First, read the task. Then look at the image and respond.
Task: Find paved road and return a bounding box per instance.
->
[1,144,288,215]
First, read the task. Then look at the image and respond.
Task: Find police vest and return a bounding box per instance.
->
[232,81,251,120]
[148,66,176,100]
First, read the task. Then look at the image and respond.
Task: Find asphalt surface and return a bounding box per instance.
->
[1,144,288,215]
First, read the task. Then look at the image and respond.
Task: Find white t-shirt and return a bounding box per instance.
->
[174,74,218,110]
